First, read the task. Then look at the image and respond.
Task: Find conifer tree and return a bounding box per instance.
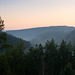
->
[0,16,4,31]
[45,39,58,75]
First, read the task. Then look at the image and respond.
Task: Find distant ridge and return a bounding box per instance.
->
[6,26,75,45]
[6,26,74,31]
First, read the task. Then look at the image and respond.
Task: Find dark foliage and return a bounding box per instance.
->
[0,38,75,75]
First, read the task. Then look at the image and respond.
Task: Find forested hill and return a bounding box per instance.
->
[65,30,75,45]
[6,26,75,45]
[0,32,31,48]
[6,33,31,48]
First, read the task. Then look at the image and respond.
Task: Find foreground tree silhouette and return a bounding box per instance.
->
[0,17,12,75]
[0,16,4,30]
[0,17,6,51]
[24,44,43,75]
[45,39,58,75]
[0,17,12,52]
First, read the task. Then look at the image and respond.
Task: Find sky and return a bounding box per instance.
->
[0,0,75,30]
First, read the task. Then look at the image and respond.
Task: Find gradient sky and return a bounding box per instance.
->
[0,0,75,30]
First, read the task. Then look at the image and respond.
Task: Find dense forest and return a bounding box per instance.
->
[0,17,75,75]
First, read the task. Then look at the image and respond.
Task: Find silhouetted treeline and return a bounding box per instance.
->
[0,32,75,75]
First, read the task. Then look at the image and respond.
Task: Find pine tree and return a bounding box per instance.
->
[45,39,58,75]
[0,16,4,31]
[0,17,12,53]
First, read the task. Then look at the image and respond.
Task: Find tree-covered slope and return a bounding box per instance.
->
[0,32,31,49]
[6,26,75,45]
[6,33,31,48]
[31,26,75,45]
[65,30,75,45]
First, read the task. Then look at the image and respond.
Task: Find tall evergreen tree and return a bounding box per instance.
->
[59,40,73,75]
[45,39,58,75]
[0,16,4,30]
[0,17,12,53]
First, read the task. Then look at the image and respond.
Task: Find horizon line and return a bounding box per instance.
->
[4,25,75,31]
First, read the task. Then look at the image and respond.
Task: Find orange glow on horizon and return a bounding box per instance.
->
[1,0,75,30]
